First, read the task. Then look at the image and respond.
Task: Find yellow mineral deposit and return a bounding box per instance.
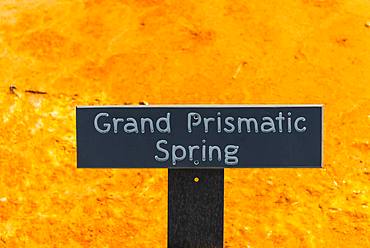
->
[0,0,369,247]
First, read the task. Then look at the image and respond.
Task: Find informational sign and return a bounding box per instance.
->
[76,105,322,168]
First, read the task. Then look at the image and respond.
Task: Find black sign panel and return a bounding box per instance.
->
[76,105,322,168]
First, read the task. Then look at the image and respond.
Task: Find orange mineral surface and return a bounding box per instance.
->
[0,0,369,247]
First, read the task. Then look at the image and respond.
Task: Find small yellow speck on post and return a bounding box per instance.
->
[194,177,200,183]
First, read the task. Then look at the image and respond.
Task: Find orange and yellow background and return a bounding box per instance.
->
[0,0,369,247]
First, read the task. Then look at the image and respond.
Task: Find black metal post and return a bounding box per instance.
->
[168,169,224,248]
